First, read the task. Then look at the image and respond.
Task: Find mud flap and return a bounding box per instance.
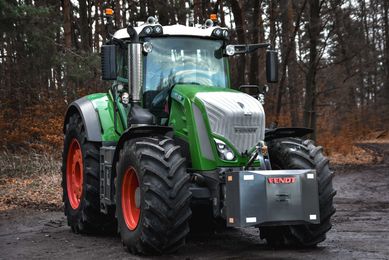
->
[225,170,320,227]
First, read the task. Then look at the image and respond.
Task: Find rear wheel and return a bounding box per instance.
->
[116,136,191,255]
[260,137,336,247]
[62,113,115,233]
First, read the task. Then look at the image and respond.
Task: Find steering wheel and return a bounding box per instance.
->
[150,86,171,110]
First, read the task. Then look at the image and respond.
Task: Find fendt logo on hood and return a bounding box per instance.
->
[267,177,296,184]
[237,101,252,116]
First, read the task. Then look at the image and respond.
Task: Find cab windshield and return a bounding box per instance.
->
[144,37,228,91]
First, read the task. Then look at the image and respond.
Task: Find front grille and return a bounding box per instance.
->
[195,92,265,154]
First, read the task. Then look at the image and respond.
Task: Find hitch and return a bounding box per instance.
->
[244,141,268,170]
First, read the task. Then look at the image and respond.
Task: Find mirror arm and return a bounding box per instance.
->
[225,43,271,56]
[246,43,270,53]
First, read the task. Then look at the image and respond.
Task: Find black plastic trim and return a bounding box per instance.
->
[265,127,313,142]
[111,125,173,181]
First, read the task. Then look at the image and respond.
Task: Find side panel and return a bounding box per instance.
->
[169,85,261,171]
[87,93,125,142]
[169,89,217,170]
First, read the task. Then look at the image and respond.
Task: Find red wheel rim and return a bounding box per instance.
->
[66,138,84,210]
[121,167,140,230]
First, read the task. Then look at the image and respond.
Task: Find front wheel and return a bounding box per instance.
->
[116,136,191,255]
[260,138,336,247]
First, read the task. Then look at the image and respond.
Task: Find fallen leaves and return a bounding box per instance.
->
[0,151,62,212]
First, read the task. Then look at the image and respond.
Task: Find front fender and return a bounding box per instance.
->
[111,125,173,179]
[63,97,102,142]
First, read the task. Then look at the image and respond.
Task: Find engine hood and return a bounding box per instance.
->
[171,85,265,155]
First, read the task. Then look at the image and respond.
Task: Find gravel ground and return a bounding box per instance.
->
[0,162,388,259]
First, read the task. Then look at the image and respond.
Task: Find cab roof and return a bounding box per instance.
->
[113,23,229,40]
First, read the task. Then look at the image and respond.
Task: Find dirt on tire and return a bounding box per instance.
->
[1,161,389,259]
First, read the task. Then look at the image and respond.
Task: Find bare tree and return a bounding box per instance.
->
[303,0,321,139]
[230,0,246,84]
[275,0,306,126]
[63,0,72,49]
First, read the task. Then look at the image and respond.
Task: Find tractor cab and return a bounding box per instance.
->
[101,17,277,127]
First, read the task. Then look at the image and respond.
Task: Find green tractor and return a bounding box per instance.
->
[62,15,336,255]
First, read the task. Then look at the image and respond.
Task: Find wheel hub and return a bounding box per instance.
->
[66,138,84,209]
[121,167,140,230]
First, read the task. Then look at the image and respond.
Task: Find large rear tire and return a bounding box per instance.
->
[260,138,336,247]
[62,113,115,233]
[116,136,191,255]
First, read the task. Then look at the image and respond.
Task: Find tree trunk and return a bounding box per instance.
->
[114,0,122,28]
[303,0,320,140]
[276,0,306,125]
[148,0,155,17]
[383,0,389,102]
[79,0,90,51]
[177,0,187,24]
[286,0,300,126]
[122,1,127,27]
[249,0,261,84]
[156,0,169,25]
[269,0,277,48]
[63,0,72,49]
[94,2,100,51]
[194,0,203,24]
[139,0,147,22]
[230,0,245,84]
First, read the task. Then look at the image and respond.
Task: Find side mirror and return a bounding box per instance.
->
[101,45,117,80]
[225,43,270,56]
[266,50,278,83]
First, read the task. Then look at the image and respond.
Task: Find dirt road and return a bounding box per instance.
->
[1,163,389,259]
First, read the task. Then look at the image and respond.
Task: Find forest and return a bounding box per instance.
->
[0,0,388,157]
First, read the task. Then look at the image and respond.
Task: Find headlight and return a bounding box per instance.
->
[212,28,229,39]
[153,25,163,34]
[214,138,235,161]
[139,25,163,37]
[143,42,153,53]
[226,45,235,56]
[143,26,153,35]
[212,28,223,37]
[223,29,229,39]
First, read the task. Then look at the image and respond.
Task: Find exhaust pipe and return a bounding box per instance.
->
[128,43,143,103]
[127,42,155,126]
